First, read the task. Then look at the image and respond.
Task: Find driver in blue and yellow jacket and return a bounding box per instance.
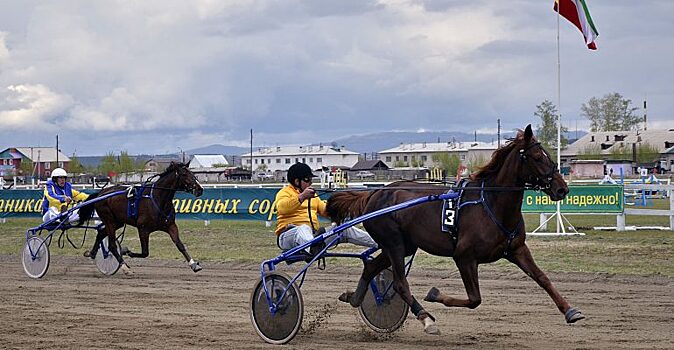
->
[42,168,89,224]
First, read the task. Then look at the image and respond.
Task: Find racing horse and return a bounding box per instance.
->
[78,162,204,274]
[326,125,584,335]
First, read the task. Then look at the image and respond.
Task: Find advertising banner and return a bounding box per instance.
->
[522,185,624,213]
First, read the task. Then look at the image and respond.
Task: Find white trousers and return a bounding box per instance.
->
[42,207,80,224]
[278,224,377,252]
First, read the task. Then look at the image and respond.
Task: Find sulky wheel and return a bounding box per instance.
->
[95,236,122,276]
[22,236,50,279]
[250,272,304,345]
[358,268,409,333]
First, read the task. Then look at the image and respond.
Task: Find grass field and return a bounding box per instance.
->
[2,210,672,277]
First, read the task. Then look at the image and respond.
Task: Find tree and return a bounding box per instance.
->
[99,152,118,176]
[69,154,86,174]
[581,92,641,131]
[432,153,461,176]
[534,99,568,150]
[18,159,34,176]
[118,151,135,174]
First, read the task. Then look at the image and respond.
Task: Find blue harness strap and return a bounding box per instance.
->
[443,180,523,257]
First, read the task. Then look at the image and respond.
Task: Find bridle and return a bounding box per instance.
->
[518,141,558,191]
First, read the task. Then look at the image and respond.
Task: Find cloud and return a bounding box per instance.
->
[0,84,74,129]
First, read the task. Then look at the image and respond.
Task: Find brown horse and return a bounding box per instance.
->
[78,162,204,274]
[326,125,583,335]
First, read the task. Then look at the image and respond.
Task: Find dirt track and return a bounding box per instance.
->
[1,254,673,349]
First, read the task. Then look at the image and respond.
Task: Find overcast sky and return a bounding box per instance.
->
[1,0,672,156]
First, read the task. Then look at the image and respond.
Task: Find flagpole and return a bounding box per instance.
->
[556,0,563,233]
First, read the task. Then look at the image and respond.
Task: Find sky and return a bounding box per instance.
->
[0,0,672,156]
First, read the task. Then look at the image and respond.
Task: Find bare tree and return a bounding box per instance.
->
[581,93,640,131]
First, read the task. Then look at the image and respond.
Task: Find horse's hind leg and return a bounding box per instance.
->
[508,244,584,323]
[107,232,133,275]
[84,226,107,259]
[339,252,391,307]
[384,245,440,335]
[166,223,202,272]
[424,258,482,309]
[126,230,150,258]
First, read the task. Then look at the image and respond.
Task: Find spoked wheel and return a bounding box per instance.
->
[22,236,50,279]
[358,268,409,333]
[250,272,304,345]
[95,237,122,276]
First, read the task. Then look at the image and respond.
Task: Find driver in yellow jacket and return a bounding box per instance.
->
[275,163,377,255]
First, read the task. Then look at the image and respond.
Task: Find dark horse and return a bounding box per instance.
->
[326,125,584,334]
[78,162,204,274]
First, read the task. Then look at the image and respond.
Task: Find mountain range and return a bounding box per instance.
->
[76,130,586,167]
[189,130,586,155]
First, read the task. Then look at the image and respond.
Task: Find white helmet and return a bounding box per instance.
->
[51,168,68,178]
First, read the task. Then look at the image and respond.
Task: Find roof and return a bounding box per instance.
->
[379,141,499,154]
[350,160,389,171]
[242,144,359,157]
[189,154,229,168]
[562,129,674,157]
[3,147,71,162]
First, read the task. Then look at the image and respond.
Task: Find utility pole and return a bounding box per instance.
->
[497,118,501,147]
[250,129,253,183]
[643,100,647,131]
[56,134,59,166]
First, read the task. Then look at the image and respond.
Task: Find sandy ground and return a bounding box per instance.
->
[1,254,673,350]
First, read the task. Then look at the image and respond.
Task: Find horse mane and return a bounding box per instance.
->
[471,131,525,181]
[158,162,187,177]
[326,191,372,224]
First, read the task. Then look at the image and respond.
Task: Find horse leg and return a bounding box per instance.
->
[385,245,440,335]
[106,231,133,275]
[424,258,482,309]
[338,252,391,307]
[84,225,107,259]
[507,244,584,323]
[126,230,150,258]
[166,223,202,272]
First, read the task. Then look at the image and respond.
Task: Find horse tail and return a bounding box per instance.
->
[77,191,101,226]
[326,191,371,224]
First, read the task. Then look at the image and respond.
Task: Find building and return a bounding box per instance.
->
[240,145,360,175]
[561,129,674,172]
[378,141,499,169]
[189,154,229,168]
[0,147,70,179]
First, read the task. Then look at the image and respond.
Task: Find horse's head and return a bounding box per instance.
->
[167,162,204,197]
[517,125,569,201]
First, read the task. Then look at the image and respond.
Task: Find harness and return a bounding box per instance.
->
[440,141,557,256]
[125,168,189,223]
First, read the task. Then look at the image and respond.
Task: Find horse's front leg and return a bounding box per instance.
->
[166,223,202,272]
[507,244,584,323]
[424,257,482,309]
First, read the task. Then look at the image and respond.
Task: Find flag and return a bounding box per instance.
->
[554,0,599,50]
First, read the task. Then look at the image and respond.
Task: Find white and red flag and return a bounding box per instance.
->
[554,0,599,50]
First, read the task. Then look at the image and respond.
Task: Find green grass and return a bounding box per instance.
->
[2,216,673,276]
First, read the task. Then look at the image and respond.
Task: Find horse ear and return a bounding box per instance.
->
[524,124,533,141]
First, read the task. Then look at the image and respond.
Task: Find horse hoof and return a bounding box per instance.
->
[120,247,130,256]
[338,291,353,304]
[420,316,441,335]
[190,262,202,272]
[424,287,440,302]
[121,264,134,275]
[565,307,585,323]
[84,250,96,259]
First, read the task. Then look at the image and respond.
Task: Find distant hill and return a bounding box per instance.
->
[186,144,248,156]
